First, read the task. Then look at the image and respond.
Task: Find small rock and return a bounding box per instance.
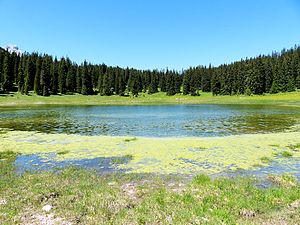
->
[0,199,7,205]
[108,182,116,186]
[239,209,256,218]
[290,200,300,210]
[168,183,175,187]
[42,204,52,212]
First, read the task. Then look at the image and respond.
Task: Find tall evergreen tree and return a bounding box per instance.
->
[58,58,67,94]
[81,61,93,95]
[17,58,24,94]
[34,57,42,94]
[40,56,51,96]
[51,58,59,95]
[2,52,13,92]
[149,73,158,94]
[66,64,76,92]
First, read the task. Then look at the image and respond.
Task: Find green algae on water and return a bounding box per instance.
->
[1,130,300,175]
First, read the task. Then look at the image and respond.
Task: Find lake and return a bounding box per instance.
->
[1,104,300,137]
[1,104,300,178]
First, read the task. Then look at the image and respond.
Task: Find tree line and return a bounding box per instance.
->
[0,45,299,96]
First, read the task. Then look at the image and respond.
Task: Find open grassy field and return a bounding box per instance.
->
[0,91,300,107]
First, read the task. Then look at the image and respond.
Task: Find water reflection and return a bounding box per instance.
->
[0,105,299,137]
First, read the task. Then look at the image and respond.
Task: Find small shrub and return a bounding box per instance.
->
[245,87,252,96]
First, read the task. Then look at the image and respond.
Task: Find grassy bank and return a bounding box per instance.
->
[0,151,299,224]
[0,91,300,107]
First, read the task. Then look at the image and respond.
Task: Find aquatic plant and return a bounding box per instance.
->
[282,151,293,158]
[0,130,299,175]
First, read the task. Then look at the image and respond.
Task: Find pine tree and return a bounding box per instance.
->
[66,64,76,92]
[182,71,190,95]
[201,65,211,92]
[40,56,51,96]
[159,73,166,92]
[17,58,24,94]
[2,52,12,92]
[101,72,113,96]
[148,73,158,94]
[34,57,42,94]
[24,56,35,94]
[166,71,176,96]
[58,58,67,94]
[81,61,93,95]
[118,70,126,96]
[76,66,82,93]
[51,58,59,95]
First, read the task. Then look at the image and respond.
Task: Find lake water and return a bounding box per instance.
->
[1,104,300,137]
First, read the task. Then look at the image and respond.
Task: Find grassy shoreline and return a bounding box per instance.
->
[0,151,299,224]
[0,91,300,107]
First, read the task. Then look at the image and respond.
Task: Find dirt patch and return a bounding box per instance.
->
[21,212,72,225]
[246,199,300,225]
[239,209,257,218]
[121,182,138,201]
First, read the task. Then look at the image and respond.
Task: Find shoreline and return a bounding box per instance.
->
[0,91,300,107]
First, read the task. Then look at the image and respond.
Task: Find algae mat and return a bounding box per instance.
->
[0,130,300,175]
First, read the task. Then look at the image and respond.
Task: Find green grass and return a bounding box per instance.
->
[111,154,134,165]
[287,143,300,151]
[57,150,70,155]
[282,151,293,158]
[260,156,271,163]
[0,91,300,107]
[0,151,300,224]
[124,137,137,142]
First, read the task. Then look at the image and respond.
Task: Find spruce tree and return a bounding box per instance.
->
[148,73,158,94]
[81,61,93,95]
[76,66,82,93]
[34,57,42,94]
[40,56,51,96]
[51,58,59,95]
[17,58,24,94]
[58,58,67,94]
[2,52,12,92]
[66,64,76,92]
[182,72,190,95]
[118,70,126,96]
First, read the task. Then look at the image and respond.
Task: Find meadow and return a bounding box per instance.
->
[0,91,300,107]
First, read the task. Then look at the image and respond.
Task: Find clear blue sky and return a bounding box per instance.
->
[1,0,300,70]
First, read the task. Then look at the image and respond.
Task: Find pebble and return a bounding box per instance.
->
[42,205,52,212]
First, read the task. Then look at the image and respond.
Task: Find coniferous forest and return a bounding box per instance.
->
[0,45,300,97]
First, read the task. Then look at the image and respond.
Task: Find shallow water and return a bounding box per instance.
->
[14,153,130,174]
[1,104,300,137]
[1,104,300,179]
[14,153,300,181]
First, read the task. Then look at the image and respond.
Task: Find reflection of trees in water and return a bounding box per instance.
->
[1,107,300,136]
[227,114,298,134]
[183,114,299,135]
[0,110,71,134]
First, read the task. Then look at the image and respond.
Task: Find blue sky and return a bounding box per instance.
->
[0,0,300,70]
